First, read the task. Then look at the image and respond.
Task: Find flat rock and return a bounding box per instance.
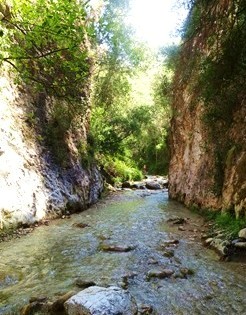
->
[160,240,179,248]
[72,223,90,228]
[100,243,136,252]
[64,286,138,315]
[162,249,174,258]
[234,242,246,249]
[238,228,246,239]
[147,268,174,279]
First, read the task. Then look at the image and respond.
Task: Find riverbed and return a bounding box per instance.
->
[0,190,245,314]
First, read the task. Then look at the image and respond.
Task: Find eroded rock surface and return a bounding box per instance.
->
[64,286,138,315]
[0,71,103,230]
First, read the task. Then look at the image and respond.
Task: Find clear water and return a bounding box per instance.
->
[0,191,245,314]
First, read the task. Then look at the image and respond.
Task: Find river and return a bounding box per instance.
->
[0,190,245,314]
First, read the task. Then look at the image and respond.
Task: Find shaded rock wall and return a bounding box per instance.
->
[0,70,103,229]
[169,0,246,217]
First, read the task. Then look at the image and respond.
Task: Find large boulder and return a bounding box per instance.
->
[64,286,138,315]
[145,182,161,190]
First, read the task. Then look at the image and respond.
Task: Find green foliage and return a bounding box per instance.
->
[1,0,173,177]
[190,205,246,238]
[0,0,97,167]
[100,155,143,184]
[214,213,246,238]
[0,0,93,102]
[90,1,171,178]
[45,101,72,166]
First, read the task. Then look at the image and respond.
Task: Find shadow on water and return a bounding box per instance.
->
[0,190,245,314]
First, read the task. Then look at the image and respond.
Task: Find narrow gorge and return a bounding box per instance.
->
[0,0,246,314]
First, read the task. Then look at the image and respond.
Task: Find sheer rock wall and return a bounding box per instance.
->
[168,0,246,217]
[0,71,103,229]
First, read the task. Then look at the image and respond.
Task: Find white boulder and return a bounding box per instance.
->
[238,228,246,239]
[64,286,138,315]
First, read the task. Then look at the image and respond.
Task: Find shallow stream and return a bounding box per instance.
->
[0,190,245,314]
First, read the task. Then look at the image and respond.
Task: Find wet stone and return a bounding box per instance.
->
[72,222,90,229]
[147,268,174,280]
[204,238,214,246]
[75,279,96,289]
[167,217,188,225]
[145,182,161,190]
[234,242,246,249]
[160,239,179,248]
[50,291,76,313]
[180,268,195,276]
[162,249,175,258]
[100,243,136,252]
[138,304,153,314]
[122,181,132,189]
[29,296,47,303]
[147,258,159,265]
[64,286,138,315]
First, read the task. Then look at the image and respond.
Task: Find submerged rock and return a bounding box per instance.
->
[72,222,90,229]
[100,243,136,252]
[147,268,174,280]
[64,286,138,315]
[75,279,96,289]
[138,304,153,314]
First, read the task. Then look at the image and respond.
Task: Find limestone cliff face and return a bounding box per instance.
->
[0,71,103,229]
[169,92,246,217]
[169,0,246,217]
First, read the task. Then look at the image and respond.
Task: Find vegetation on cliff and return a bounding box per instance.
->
[0,0,172,182]
[168,0,246,217]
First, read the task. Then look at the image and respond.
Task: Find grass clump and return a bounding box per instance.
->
[190,204,246,238]
[214,213,246,238]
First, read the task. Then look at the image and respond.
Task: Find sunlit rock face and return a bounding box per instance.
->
[0,71,103,229]
[168,1,246,217]
[169,89,246,216]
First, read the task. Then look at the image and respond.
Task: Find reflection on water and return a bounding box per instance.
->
[0,191,245,314]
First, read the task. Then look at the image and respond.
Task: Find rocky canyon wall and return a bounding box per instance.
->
[169,0,246,217]
[0,70,103,230]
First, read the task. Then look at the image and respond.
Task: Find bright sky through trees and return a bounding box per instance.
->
[128,0,188,48]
